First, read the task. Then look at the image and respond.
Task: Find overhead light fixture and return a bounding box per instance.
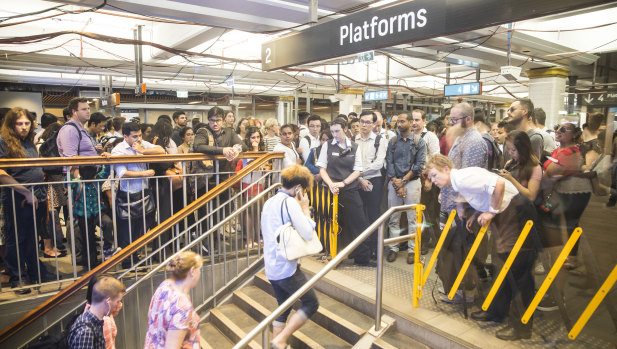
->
[369,0,399,8]
[188,100,201,104]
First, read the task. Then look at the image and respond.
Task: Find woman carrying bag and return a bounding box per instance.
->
[261,165,319,349]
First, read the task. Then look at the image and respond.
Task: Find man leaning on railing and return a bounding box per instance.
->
[111,122,165,269]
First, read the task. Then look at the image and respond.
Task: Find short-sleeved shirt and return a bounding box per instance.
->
[0,136,46,201]
[111,140,156,193]
[57,120,99,157]
[273,143,300,169]
[449,167,518,214]
[144,280,200,349]
[299,134,320,163]
[316,138,362,171]
[354,132,387,179]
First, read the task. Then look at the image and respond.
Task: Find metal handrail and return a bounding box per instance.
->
[0,151,268,168]
[0,152,283,344]
[234,204,419,349]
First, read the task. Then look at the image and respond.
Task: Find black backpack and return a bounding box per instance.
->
[482,133,504,170]
[24,306,92,349]
[39,123,81,175]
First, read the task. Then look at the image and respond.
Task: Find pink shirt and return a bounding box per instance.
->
[143,280,200,349]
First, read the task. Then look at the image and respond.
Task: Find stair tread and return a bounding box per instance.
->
[199,322,234,349]
[252,274,373,331]
[236,286,351,348]
[378,330,429,349]
[217,303,260,332]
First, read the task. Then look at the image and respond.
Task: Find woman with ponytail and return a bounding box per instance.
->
[144,251,203,349]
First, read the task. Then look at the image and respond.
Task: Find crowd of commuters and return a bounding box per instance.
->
[1,96,616,345]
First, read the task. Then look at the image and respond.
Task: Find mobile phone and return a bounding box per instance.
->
[295,186,304,198]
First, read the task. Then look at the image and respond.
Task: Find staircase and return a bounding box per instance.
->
[199,272,429,349]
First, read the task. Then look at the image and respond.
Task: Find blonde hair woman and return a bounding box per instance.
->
[144,251,203,349]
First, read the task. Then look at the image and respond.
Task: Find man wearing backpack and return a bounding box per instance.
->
[57,97,111,268]
[298,115,322,163]
[355,111,387,258]
[68,275,125,349]
[385,113,427,264]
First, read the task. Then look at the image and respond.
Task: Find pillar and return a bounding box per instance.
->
[526,67,569,129]
[337,90,363,116]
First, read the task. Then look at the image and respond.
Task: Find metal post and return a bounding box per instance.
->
[375,222,386,331]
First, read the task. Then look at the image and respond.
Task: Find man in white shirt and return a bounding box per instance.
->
[298,115,322,163]
[426,154,538,341]
[354,111,387,258]
[111,122,165,268]
[411,109,440,254]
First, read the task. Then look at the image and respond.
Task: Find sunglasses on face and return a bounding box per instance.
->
[556,126,571,133]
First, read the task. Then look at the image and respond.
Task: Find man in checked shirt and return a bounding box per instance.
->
[68,276,125,349]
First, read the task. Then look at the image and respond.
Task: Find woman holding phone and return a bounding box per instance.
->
[260,165,319,349]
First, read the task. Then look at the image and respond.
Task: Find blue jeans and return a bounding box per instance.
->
[269,268,319,327]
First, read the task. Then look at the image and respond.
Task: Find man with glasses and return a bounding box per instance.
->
[192,107,242,243]
[354,111,388,258]
[507,99,544,161]
[298,115,322,163]
[437,102,488,303]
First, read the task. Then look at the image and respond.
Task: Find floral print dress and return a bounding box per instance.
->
[143,280,200,349]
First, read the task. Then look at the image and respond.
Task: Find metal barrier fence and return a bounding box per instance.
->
[0,153,273,295]
[0,153,283,348]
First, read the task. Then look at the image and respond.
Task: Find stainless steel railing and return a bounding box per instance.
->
[13,174,281,349]
[234,204,421,349]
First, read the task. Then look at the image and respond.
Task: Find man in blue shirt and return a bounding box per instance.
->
[385,113,426,264]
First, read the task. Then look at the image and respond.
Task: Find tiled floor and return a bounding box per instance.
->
[306,194,617,348]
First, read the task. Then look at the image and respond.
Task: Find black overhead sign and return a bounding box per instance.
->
[261,0,611,71]
[581,91,617,107]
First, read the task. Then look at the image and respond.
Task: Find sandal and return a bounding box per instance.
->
[563,256,577,270]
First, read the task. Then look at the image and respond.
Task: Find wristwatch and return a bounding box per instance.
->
[402,178,408,184]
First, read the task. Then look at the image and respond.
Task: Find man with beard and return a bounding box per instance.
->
[0,107,51,293]
[437,102,488,303]
[171,110,187,145]
[385,112,427,264]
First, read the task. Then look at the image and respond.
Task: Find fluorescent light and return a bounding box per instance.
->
[188,101,201,104]
[369,0,399,8]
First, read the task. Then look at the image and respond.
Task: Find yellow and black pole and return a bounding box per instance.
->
[413,204,425,307]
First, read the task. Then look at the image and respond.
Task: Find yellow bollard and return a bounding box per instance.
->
[482,220,534,310]
[522,227,583,324]
[423,210,456,287]
[413,204,425,307]
[568,264,617,339]
[447,220,491,300]
[331,194,338,258]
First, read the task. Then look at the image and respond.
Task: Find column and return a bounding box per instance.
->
[526,67,569,129]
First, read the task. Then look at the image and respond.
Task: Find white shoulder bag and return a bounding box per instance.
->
[275,198,322,261]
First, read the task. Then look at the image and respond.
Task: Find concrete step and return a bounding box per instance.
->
[372,329,430,349]
[234,285,352,348]
[252,272,373,343]
[210,304,261,349]
[199,322,235,349]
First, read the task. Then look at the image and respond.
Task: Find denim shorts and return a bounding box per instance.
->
[269,268,319,326]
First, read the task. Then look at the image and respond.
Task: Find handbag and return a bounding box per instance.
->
[116,189,155,220]
[589,154,611,196]
[165,162,183,191]
[275,198,322,261]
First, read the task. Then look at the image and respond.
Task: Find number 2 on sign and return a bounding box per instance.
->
[265,48,272,64]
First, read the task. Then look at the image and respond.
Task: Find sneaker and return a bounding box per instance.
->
[386,250,398,263]
[536,296,559,311]
[440,290,474,304]
[103,247,121,261]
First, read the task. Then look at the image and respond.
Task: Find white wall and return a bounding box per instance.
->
[0,91,44,118]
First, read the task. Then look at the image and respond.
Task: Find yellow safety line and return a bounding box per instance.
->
[569,264,617,340]
[331,194,338,258]
[413,204,425,307]
[423,210,456,286]
[522,227,583,324]
[482,220,534,310]
[447,220,491,300]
